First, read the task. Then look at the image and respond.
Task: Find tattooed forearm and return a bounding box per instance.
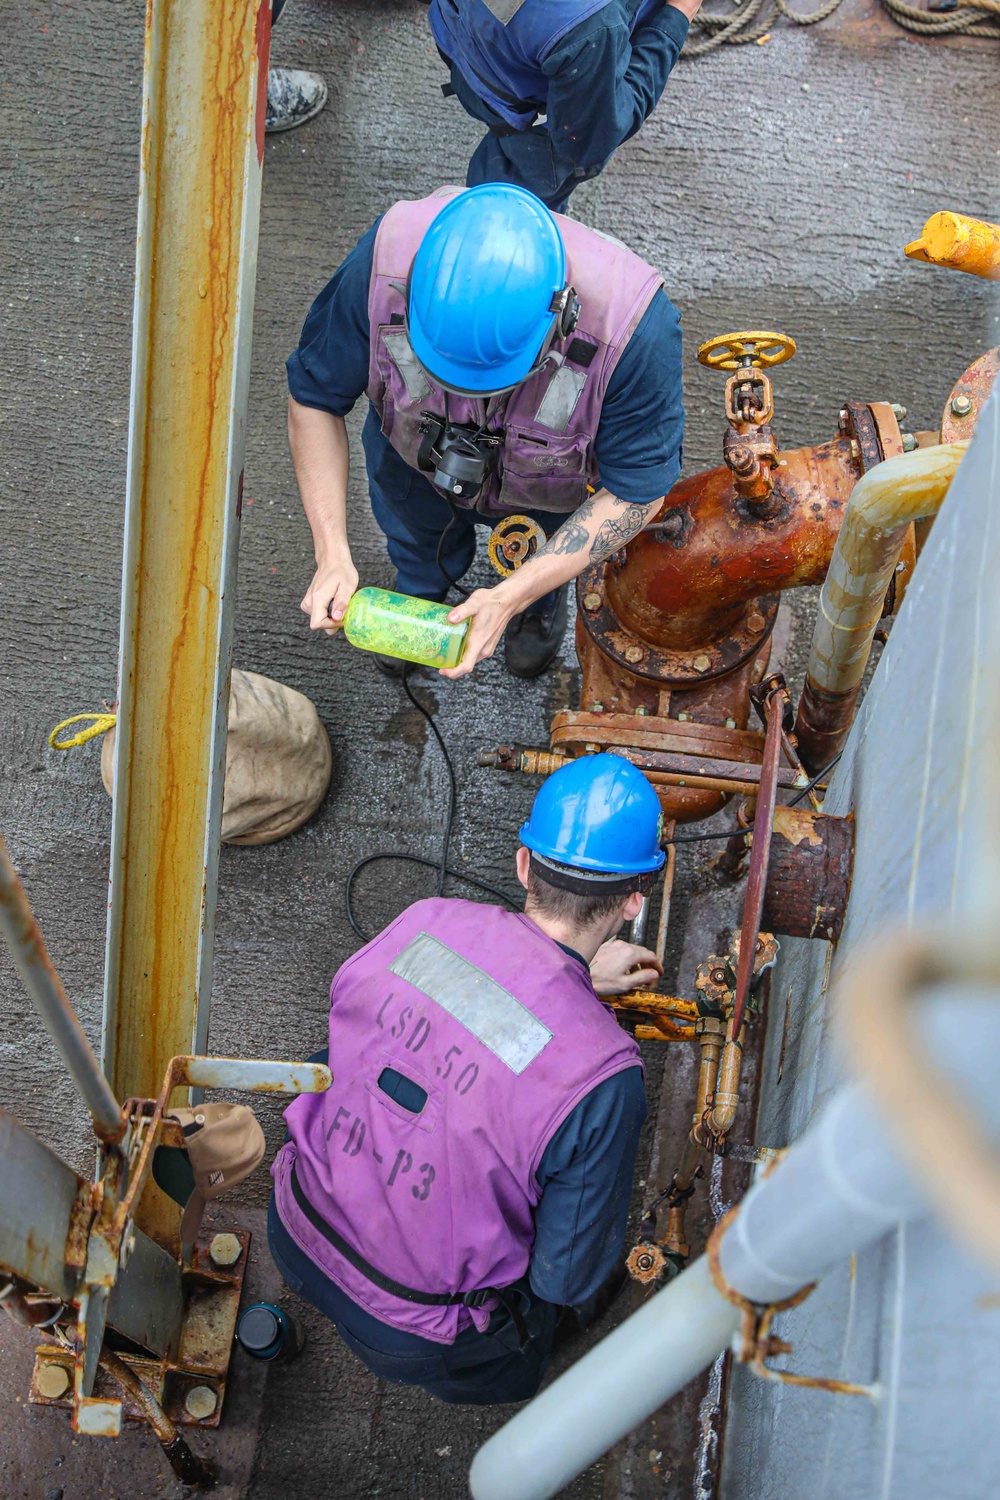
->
[538,496,596,558]
[539,521,589,556]
[590,505,650,562]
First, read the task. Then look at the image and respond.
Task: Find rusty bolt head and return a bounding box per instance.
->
[582,591,602,613]
[746,611,766,635]
[634,705,651,716]
[209,1232,243,1268]
[725,717,737,729]
[838,408,850,433]
[36,1363,71,1400]
[692,653,711,672]
[890,402,907,423]
[677,711,692,722]
[711,967,726,985]
[901,432,918,452]
[950,394,972,418]
[849,438,861,460]
[184,1384,218,1421]
[624,644,646,665]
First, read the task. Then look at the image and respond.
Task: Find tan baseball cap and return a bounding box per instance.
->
[154,1103,266,1243]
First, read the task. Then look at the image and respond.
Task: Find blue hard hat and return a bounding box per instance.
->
[407,185,566,396]
[519,754,666,876]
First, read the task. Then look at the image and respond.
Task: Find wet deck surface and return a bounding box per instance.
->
[1,1,998,1496]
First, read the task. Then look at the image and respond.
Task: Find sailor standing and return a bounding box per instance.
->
[428,0,703,212]
[289,182,684,679]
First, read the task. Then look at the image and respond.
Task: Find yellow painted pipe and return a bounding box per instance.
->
[905,212,1000,282]
[794,442,968,771]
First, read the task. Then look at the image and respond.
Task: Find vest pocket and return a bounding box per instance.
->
[498,429,595,515]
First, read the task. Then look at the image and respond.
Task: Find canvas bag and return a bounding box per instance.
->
[101,669,331,845]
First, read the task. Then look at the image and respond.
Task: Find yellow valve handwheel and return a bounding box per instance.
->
[697,331,797,372]
[487,515,547,578]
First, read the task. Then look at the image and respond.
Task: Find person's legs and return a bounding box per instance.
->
[444,64,579,214]
[362,408,477,599]
[268,1195,555,1403]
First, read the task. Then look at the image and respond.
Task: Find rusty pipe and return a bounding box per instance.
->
[730,683,785,1040]
[100,1351,216,1490]
[661,1020,724,1258]
[602,437,860,652]
[0,834,125,1142]
[795,443,968,772]
[705,1024,746,1139]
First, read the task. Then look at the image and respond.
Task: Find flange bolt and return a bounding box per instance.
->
[624,645,645,664]
[184,1385,218,1421]
[582,592,602,613]
[901,433,918,452]
[890,402,907,422]
[36,1364,70,1400]
[950,394,972,418]
[209,1233,243,1268]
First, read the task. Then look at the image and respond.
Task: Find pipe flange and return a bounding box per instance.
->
[841,402,883,473]
[940,347,1000,443]
[576,570,779,686]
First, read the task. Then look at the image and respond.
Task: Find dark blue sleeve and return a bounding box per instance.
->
[542,2,689,174]
[528,1065,646,1309]
[595,289,684,504]
[285,218,380,418]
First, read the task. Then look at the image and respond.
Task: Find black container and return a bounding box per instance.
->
[235,1302,305,1363]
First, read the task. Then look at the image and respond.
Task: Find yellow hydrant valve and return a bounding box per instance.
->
[905,212,1000,282]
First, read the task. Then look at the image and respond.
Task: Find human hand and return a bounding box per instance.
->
[668,0,703,17]
[589,940,663,997]
[301,552,359,633]
[439,584,520,680]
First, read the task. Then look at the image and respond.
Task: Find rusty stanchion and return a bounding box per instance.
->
[729,679,787,1041]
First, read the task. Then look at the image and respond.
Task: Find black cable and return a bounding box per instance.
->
[344,667,519,943]
[661,751,845,848]
[435,497,469,601]
[788,751,843,807]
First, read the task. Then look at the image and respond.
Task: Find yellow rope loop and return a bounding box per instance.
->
[48,712,118,751]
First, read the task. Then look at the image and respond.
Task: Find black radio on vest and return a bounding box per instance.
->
[418,413,501,500]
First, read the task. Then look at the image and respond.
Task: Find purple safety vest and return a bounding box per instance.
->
[272,898,641,1344]
[365,187,664,519]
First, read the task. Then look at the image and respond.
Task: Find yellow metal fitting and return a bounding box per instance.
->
[905,212,1000,282]
[487,515,547,577]
[697,331,796,371]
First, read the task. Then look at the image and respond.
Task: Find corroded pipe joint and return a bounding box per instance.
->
[706,1028,746,1138]
[663,1205,690,1260]
[723,426,780,512]
[706,1091,740,1138]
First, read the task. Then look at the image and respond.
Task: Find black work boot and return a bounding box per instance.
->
[373,652,417,679]
[265,69,328,134]
[503,586,568,678]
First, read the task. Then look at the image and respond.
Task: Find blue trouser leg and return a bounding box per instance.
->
[362,408,561,615]
[444,61,605,215]
[267,1194,556,1405]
